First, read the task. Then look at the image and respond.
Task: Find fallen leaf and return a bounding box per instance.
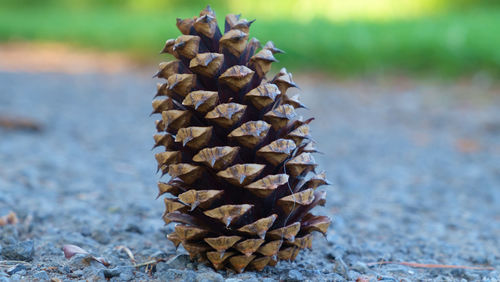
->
[62,244,89,259]
[62,244,109,267]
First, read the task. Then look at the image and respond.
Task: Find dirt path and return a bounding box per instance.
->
[0,68,499,281]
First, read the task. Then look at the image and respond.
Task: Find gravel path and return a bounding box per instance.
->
[0,71,499,281]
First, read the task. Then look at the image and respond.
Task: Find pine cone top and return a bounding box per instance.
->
[152,5,331,273]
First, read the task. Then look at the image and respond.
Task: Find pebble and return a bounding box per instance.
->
[101,266,135,281]
[1,240,34,261]
[333,257,349,279]
[195,271,224,282]
[32,271,49,280]
[91,229,111,245]
[6,264,27,275]
[284,269,304,282]
[157,269,196,282]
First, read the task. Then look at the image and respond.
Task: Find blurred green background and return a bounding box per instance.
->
[1,0,499,78]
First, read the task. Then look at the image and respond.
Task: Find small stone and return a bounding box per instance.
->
[6,264,27,275]
[333,257,349,279]
[157,269,196,282]
[225,279,242,282]
[1,240,34,261]
[163,254,191,269]
[195,271,224,282]
[33,271,49,280]
[102,266,134,281]
[91,229,111,245]
[67,253,105,271]
[125,224,143,234]
[351,261,369,274]
[285,269,304,282]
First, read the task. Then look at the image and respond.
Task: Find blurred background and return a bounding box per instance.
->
[1,0,500,78]
[1,1,499,280]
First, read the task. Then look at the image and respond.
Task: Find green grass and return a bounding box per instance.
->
[1,5,499,77]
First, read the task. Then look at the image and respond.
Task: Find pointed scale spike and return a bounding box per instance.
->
[277,188,315,214]
[161,110,192,133]
[178,189,224,211]
[189,53,224,78]
[263,41,285,54]
[249,256,271,271]
[301,214,331,236]
[219,65,254,91]
[203,204,253,227]
[224,14,240,32]
[257,139,296,166]
[286,124,311,146]
[151,98,174,115]
[245,174,289,198]
[157,181,183,198]
[234,239,265,257]
[194,14,218,38]
[290,234,313,249]
[267,222,301,242]
[205,103,247,128]
[175,126,213,149]
[167,73,196,97]
[155,119,165,132]
[277,246,299,261]
[174,224,210,241]
[249,49,277,77]
[207,251,235,270]
[228,120,271,148]
[283,93,307,109]
[272,68,297,95]
[231,18,255,33]
[237,214,277,239]
[219,29,248,58]
[244,83,280,110]
[182,90,219,113]
[160,39,177,57]
[163,198,187,215]
[167,232,182,248]
[193,146,240,170]
[155,61,181,79]
[263,104,297,130]
[182,242,211,260]
[176,17,195,35]
[217,164,265,186]
[200,5,215,17]
[303,171,331,190]
[155,82,168,97]
[154,151,181,172]
[204,236,242,252]
[173,35,200,59]
[152,133,174,149]
[257,240,283,257]
[167,164,203,184]
[243,37,261,62]
[229,254,256,273]
[285,153,317,177]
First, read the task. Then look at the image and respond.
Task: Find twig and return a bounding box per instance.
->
[133,259,163,268]
[0,260,31,265]
[0,116,42,131]
[367,261,495,271]
[115,246,136,264]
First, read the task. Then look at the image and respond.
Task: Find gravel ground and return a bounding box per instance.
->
[0,71,499,281]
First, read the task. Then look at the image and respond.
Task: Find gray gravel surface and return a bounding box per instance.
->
[0,71,499,281]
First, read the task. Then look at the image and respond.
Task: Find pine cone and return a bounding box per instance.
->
[152,6,331,273]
